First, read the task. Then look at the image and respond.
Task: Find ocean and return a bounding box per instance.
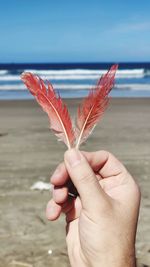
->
[0,62,150,99]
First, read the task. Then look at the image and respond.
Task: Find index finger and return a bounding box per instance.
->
[82,150,126,178]
[50,150,126,187]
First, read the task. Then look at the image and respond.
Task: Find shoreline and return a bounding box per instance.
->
[1,90,150,100]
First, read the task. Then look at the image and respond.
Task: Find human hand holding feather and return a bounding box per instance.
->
[21,64,118,150]
[21,66,141,267]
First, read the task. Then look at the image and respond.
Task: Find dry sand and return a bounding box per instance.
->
[0,98,150,267]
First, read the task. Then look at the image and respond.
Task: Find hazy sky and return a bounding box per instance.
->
[0,0,150,62]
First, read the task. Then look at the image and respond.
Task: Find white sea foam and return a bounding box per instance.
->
[0,84,26,90]
[0,84,91,90]
[25,69,107,75]
[116,84,150,91]
[24,68,145,79]
[0,70,8,75]
[0,83,150,91]
[0,75,20,81]
[0,69,145,81]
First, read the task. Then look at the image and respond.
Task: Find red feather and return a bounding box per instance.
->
[75,64,118,148]
[21,72,75,149]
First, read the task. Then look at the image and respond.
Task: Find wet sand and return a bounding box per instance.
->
[0,98,150,267]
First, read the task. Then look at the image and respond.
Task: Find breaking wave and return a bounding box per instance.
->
[0,68,148,81]
[0,64,150,98]
[0,83,150,91]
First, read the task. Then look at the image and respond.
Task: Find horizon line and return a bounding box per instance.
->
[0,61,150,65]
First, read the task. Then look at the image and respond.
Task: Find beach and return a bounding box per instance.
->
[0,98,150,267]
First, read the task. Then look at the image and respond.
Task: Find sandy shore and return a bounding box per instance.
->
[0,98,150,267]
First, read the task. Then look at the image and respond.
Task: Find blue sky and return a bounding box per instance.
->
[0,0,150,62]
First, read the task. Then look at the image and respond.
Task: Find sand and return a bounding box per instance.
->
[0,98,150,267]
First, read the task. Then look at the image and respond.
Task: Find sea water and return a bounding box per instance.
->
[0,62,150,99]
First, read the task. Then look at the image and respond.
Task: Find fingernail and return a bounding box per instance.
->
[65,149,81,167]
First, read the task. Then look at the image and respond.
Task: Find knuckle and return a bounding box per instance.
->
[79,171,95,184]
[99,149,109,155]
[97,150,110,160]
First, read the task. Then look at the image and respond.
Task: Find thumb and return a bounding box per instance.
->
[64,149,107,212]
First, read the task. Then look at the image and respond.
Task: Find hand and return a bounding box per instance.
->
[46,149,141,267]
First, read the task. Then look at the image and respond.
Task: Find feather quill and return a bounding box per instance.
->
[21,72,75,149]
[75,64,118,148]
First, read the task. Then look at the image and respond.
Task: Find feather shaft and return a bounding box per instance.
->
[76,103,95,149]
